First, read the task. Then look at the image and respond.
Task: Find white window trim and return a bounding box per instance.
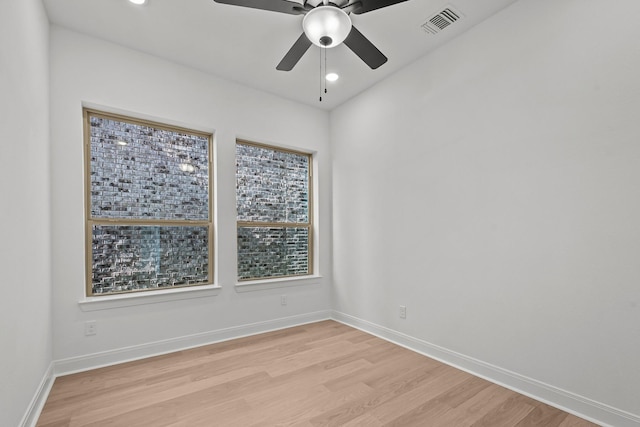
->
[78,284,222,311]
[234,275,323,292]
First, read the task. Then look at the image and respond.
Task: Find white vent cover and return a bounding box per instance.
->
[421,5,464,35]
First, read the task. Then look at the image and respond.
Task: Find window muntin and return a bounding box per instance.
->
[236,141,312,281]
[84,109,213,296]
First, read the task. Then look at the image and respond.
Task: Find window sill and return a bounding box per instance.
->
[235,275,323,293]
[78,284,222,311]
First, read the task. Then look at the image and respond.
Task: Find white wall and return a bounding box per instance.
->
[331,0,640,421]
[49,27,332,365]
[0,0,52,426]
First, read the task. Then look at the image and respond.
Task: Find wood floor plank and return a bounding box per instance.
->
[70,370,269,427]
[308,364,468,426]
[470,395,536,426]
[350,365,473,426]
[558,414,602,427]
[37,321,600,427]
[393,382,514,427]
[515,401,570,427]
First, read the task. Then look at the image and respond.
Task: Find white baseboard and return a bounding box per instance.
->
[20,362,55,427]
[54,310,331,376]
[331,310,640,427]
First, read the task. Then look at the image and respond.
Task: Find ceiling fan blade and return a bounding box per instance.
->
[276,33,312,71]
[213,0,305,15]
[343,25,387,69]
[350,0,408,14]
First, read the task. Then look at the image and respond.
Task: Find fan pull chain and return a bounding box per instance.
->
[324,47,328,96]
[319,46,322,102]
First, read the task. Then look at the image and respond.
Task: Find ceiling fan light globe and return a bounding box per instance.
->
[303,6,352,48]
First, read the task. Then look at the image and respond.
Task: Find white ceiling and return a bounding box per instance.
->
[43,0,518,110]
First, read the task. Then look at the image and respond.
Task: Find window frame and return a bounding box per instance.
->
[83,108,214,297]
[235,139,314,282]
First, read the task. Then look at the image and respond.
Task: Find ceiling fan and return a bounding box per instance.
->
[212,0,409,71]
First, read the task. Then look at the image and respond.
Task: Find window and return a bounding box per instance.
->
[236,140,313,281]
[84,109,213,296]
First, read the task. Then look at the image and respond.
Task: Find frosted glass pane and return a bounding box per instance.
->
[236,143,309,223]
[89,116,210,220]
[91,225,209,294]
[237,227,309,279]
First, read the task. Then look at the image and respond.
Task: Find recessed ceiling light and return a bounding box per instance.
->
[129,0,147,5]
[325,73,339,82]
[116,140,128,146]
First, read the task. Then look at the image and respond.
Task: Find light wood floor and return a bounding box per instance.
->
[38,320,599,426]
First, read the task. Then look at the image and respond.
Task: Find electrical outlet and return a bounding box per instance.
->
[281,295,287,306]
[85,320,97,336]
[399,305,407,319]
